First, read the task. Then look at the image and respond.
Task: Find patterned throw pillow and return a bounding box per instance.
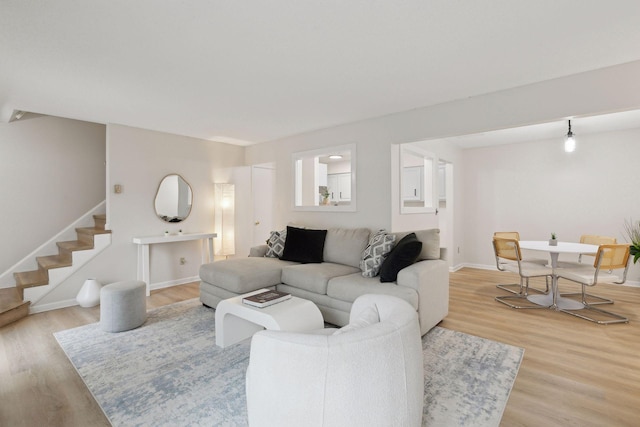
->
[360,230,396,277]
[265,229,287,258]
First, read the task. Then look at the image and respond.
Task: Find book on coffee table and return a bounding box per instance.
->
[242,290,292,308]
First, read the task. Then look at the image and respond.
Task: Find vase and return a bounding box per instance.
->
[76,278,102,307]
[548,239,558,246]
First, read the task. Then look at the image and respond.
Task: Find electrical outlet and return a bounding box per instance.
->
[180,257,186,265]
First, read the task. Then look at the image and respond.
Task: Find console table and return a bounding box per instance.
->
[132,232,217,295]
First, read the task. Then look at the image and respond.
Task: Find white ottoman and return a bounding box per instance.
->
[100,280,147,332]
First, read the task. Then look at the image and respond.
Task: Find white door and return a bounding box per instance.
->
[337,173,351,201]
[252,165,275,246]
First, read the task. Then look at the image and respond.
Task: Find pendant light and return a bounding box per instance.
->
[564,120,576,152]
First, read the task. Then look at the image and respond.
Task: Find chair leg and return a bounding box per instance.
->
[497,276,548,295]
[559,285,628,324]
[559,291,613,305]
[495,277,548,309]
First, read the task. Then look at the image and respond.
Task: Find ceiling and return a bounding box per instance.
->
[442,108,640,149]
[2,1,640,146]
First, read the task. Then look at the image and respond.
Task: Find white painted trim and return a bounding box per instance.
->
[149,276,200,292]
[29,276,200,314]
[29,298,79,314]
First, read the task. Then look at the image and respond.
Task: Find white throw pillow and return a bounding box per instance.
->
[333,305,380,335]
[360,230,396,277]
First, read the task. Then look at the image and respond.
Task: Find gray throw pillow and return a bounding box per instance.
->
[360,230,396,277]
[265,229,286,258]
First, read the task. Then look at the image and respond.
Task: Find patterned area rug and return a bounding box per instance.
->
[54,299,523,426]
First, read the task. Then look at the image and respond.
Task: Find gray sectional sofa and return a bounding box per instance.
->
[199,226,449,335]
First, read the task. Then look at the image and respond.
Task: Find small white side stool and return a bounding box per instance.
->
[100,280,147,332]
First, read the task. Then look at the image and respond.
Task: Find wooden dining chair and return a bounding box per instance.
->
[493,232,549,295]
[493,238,553,309]
[556,244,630,324]
[559,234,617,305]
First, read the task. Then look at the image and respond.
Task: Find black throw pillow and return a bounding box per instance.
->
[379,233,422,282]
[280,226,328,264]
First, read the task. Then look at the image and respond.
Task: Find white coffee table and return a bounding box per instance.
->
[215,288,324,348]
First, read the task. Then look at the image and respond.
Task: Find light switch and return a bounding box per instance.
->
[114,184,123,194]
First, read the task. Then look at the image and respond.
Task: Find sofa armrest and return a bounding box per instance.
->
[397,259,449,335]
[249,244,268,257]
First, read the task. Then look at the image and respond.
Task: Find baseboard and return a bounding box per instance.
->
[149,276,200,292]
[29,276,201,314]
[30,298,78,314]
[455,263,640,287]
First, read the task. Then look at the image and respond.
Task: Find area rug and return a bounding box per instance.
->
[54,299,523,427]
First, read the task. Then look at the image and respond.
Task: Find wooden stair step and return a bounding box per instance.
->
[57,240,94,253]
[37,254,71,269]
[93,214,107,230]
[0,288,30,328]
[14,270,48,287]
[76,226,111,244]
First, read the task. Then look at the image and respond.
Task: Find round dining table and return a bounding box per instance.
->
[518,240,598,310]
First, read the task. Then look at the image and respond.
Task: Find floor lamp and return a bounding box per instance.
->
[214,183,235,258]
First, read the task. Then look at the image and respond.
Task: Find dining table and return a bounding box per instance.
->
[518,240,599,310]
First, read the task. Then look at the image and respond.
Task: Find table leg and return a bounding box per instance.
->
[137,244,151,296]
[215,312,264,348]
[527,252,584,310]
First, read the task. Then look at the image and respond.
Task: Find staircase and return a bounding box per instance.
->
[0,214,111,328]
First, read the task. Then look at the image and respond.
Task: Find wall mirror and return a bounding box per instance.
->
[154,174,193,222]
[400,144,437,214]
[293,143,356,212]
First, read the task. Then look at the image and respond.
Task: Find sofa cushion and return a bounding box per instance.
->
[326,272,419,309]
[323,227,370,268]
[379,233,422,282]
[199,258,296,294]
[280,226,327,263]
[392,229,440,260]
[282,262,361,295]
[360,230,396,277]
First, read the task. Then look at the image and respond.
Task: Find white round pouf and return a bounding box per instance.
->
[100,280,147,332]
[76,278,102,307]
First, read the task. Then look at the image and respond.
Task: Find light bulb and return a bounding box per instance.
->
[565,135,576,152]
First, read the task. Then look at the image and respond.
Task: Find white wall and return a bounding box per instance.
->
[0,114,105,276]
[245,61,640,269]
[36,124,246,306]
[462,128,640,281]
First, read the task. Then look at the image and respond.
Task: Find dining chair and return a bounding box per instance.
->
[556,244,630,324]
[493,232,549,295]
[493,238,553,309]
[559,234,617,305]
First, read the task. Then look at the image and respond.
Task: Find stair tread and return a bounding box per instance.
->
[0,288,28,312]
[37,254,71,269]
[14,270,48,288]
[58,240,94,251]
[76,226,111,235]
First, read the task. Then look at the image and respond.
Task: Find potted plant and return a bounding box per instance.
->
[624,219,640,263]
[549,232,558,246]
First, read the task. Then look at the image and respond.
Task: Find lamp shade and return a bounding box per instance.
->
[214,183,235,256]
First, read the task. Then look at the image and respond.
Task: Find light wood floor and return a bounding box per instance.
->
[1,270,639,426]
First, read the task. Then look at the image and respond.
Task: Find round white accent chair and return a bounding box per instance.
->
[245,294,424,427]
[100,280,147,332]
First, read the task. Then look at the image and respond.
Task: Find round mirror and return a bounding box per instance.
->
[154,174,193,223]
